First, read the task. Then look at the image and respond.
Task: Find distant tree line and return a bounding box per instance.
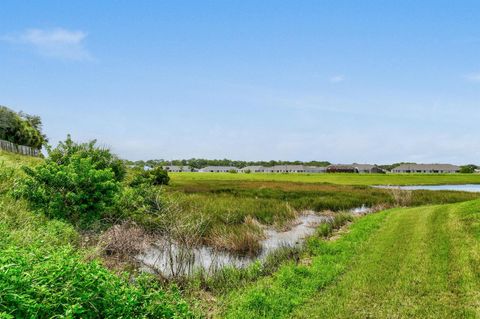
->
[125,158,332,169]
[0,106,47,149]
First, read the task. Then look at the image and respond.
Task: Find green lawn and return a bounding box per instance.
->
[171,172,480,186]
[221,200,480,318]
[295,200,480,318]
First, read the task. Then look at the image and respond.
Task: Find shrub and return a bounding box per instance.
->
[48,135,126,181]
[130,167,170,187]
[0,246,195,318]
[149,166,170,185]
[15,137,123,226]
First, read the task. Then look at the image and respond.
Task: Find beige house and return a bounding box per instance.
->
[391,164,460,174]
[198,166,239,173]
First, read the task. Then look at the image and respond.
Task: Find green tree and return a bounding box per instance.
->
[460,164,478,174]
[0,106,47,149]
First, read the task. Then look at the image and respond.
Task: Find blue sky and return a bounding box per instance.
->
[1,1,480,163]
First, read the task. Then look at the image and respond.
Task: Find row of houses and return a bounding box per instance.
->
[391,164,460,174]
[163,164,385,174]
[162,163,463,174]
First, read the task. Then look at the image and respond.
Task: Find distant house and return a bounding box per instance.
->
[391,164,460,174]
[269,165,305,173]
[239,166,265,173]
[326,164,357,173]
[163,165,194,172]
[353,164,385,174]
[304,166,327,173]
[326,164,385,174]
[238,165,326,173]
[198,166,239,173]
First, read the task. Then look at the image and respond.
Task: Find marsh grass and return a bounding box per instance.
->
[159,179,480,256]
[170,171,480,186]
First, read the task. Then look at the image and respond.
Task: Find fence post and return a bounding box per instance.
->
[0,139,39,157]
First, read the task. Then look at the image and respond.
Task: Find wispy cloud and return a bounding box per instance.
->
[329,74,345,83]
[2,28,92,61]
[465,72,480,82]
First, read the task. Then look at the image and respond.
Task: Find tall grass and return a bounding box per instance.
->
[170,171,480,186]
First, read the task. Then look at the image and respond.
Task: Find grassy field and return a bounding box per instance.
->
[221,200,480,318]
[171,172,480,186]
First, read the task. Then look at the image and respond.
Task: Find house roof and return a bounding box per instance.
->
[270,165,305,170]
[240,166,265,170]
[200,166,238,170]
[304,166,326,170]
[163,165,190,170]
[327,164,356,169]
[352,164,377,170]
[393,164,460,171]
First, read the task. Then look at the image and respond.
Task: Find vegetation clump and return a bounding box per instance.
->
[460,164,478,173]
[130,166,170,187]
[15,136,124,226]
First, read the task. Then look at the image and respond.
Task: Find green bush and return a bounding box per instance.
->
[148,166,170,185]
[130,167,170,187]
[48,135,126,181]
[15,137,124,225]
[0,245,194,318]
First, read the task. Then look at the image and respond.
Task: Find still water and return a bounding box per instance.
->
[376,184,480,192]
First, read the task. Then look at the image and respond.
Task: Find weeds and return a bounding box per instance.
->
[389,186,413,206]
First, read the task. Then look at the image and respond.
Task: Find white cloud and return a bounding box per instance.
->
[2,28,92,61]
[465,72,480,82]
[329,74,345,83]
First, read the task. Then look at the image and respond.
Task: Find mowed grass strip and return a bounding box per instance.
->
[170,172,480,186]
[294,201,480,318]
[220,207,391,318]
[221,200,480,319]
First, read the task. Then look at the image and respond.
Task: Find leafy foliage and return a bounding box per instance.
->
[48,135,126,181]
[0,106,47,149]
[0,246,194,319]
[129,166,170,187]
[0,144,195,319]
[15,137,124,225]
[460,164,478,174]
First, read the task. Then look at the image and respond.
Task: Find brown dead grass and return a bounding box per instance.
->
[99,222,152,257]
[206,216,265,255]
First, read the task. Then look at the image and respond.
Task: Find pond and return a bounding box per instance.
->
[137,206,372,277]
[376,184,480,192]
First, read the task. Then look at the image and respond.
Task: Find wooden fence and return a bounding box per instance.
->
[0,139,40,157]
